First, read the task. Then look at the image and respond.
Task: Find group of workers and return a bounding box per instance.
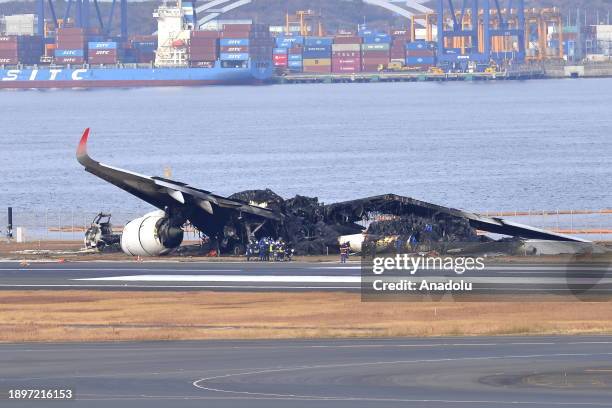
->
[246,237,294,262]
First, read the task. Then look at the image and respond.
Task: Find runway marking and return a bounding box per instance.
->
[4,340,611,354]
[74,274,362,283]
[193,351,612,403]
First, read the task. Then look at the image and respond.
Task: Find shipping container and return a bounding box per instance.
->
[220,38,249,47]
[303,65,331,73]
[303,58,331,66]
[362,43,390,51]
[0,56,19,64]
[304,37,333,46]
[406,49,435,57]
[219,52,249,60]
[361,50,390,58]
[273,47,287,55]
[55,49,85,57]
[362,34,391,44]
[406,56,436,65]
[332,43,361,52]
[288,54,302,61]
[276,36,304,47]
[55,56,85,64]
[88,42,117,50]
[334,36,362,44]
[220,46,248,53]
[288,60,302,68]
[191,30,220,39]
[406,41,435,50]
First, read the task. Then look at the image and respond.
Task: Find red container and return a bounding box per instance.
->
[222,24,251,31]
[0,56,18,64]
[361,50,389,58]
[89,49,117,57]
[57,41,85,49]
[191,38,218,47]
[55,56,85,64]
[221,31,251,38]
[332,65,361,73]
[190,52,218,61]
[0,43,18,51]
[57,27,85,35]
[332,57,361,64]
[332,51,360,58]
[220,46,248,53]
[88,56,117,64]
[189,45,218,53]
[406,49,435,57]
[191,30,220,39]
[0,49,18,57]
[334,36,362,44]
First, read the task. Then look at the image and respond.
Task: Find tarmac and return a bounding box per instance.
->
[2,336,612,407]
[0,261,611,296]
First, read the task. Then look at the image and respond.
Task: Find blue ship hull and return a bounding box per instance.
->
[0,60,273,89]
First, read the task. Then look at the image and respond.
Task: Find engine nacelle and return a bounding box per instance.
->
[121,210,184,256]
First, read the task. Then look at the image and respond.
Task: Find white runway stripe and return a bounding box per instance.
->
[75,275,362,283]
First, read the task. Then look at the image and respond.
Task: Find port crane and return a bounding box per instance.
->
[36,0,129,39]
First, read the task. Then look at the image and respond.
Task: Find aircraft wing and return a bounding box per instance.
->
[76,128,281,221]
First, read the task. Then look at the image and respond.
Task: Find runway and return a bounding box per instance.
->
[0,261,610,296]
[2,336,612,407]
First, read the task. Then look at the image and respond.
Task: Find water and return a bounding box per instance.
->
[0,78,611,235]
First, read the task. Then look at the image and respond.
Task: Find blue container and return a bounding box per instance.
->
[273,48,288,55]
[304,37,333,46]
[88,42,118,50]
[220,38,249,47]
[363,34,391,44]
[220,52,249,60]
[288,60,303,68]
[288,54,303,61]
[358,29,374,36]
[444,48,461,55]
[55,49,85,57]
[406,56,436,65]
[406,41,432,51]
[276,36,304,47]
[133,41,156,51]
[303,51,330,59]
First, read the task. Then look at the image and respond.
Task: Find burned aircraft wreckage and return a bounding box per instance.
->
[77,129,587,256]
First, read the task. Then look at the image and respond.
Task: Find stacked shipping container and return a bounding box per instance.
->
[332,36,361,73]
[249,23,274,68]
[87,42,118,64]
[0,35,42,65]
[361,33,391,71]
[405,40,436,68]
[303,37,332,73]
[189,30,218,67]
[220,23,250,67]
[55,27,86,64]
[277,36,304,71]
[273,47,288,68]
[390,30,411,62]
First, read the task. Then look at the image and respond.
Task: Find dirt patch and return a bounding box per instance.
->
[2,291,612,343]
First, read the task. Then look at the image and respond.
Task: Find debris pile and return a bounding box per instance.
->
[223,190,483,255]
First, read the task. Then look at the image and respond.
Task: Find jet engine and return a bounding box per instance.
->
[120,210,184,256]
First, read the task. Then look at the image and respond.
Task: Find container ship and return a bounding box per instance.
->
[0,1,274,89]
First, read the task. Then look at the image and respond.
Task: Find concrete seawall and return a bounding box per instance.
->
[545,62,612,78]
